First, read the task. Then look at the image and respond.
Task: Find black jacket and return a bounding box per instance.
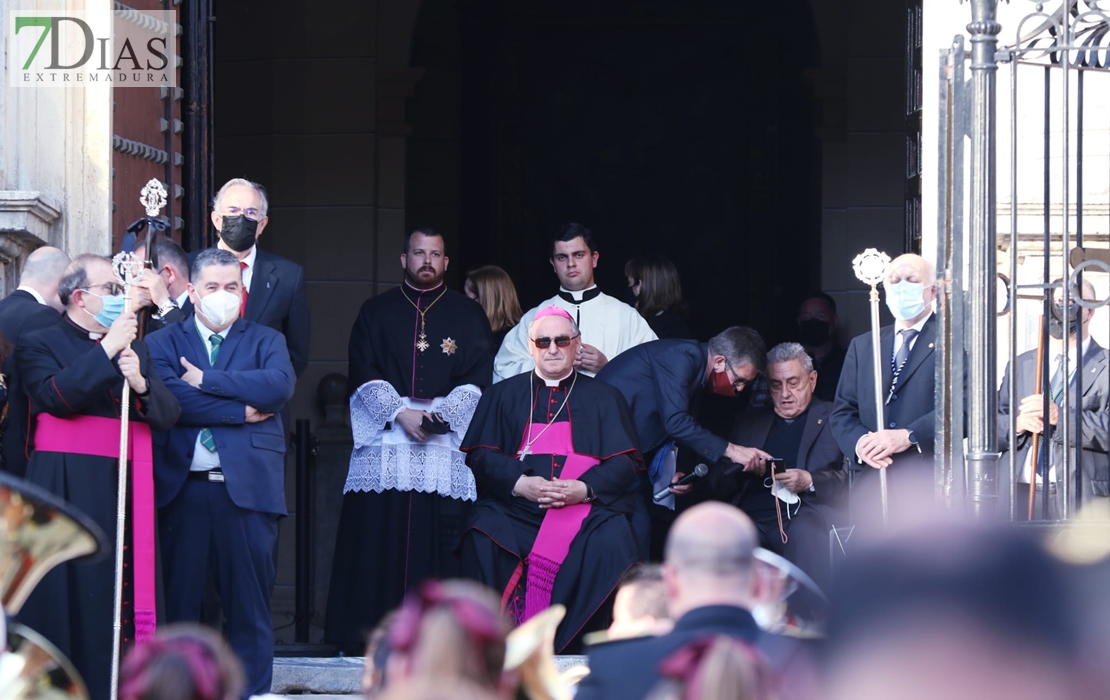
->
[0,290,61,476]
[596,339,727,462]
[576,605,762,700]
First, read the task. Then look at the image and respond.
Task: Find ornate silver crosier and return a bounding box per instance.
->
[852,248,892,526]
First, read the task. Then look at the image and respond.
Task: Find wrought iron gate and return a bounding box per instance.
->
[937,0,1110,521]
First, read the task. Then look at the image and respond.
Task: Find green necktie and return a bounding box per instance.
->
[199,334,224,453]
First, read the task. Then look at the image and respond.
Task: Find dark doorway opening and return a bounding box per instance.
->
[410,1,824,343]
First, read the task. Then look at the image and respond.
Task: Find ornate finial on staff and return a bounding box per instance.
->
[140,179,167,218]
[852,248,892,526]
[853,248,891,288]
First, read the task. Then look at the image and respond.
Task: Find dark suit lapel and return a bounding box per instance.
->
[1079,339,1106,397]
[797,401,827,469]
[183,319,211,368]
[213,320,246,369]
[733,410,775,450]
[247,252,278,323]
[892,315,936,387]
[880,325,894,393]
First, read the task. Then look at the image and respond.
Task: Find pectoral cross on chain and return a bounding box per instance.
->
[517,445,532,461]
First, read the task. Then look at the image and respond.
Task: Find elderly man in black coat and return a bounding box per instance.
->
[714,342,846,590]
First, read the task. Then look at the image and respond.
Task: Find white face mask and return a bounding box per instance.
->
[199,289,241,326]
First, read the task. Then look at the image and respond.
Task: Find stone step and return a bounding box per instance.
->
[271,656,590,695]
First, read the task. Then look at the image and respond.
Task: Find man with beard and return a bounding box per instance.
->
[999,279,1110,520]
[17,254,179,700]
[325,228,494,654]
[796,292,846,402]
[198,178,310,376]
[830,253,937,525]
[493,223,656,382]
[459,306,640,652]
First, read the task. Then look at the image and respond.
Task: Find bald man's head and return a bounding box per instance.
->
[663,503,759,616]
[20,247,71,311]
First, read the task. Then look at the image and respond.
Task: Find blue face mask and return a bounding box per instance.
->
[83,291,126,327]
[885,281,930,321]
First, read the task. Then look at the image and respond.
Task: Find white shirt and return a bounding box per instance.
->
[189,315,229,472]
[239,245,258,292]
[892,313,932,365]
[493,290,657,382]
[1018,336,1092,484]
[175,290,190,308]
[17,286,46,306]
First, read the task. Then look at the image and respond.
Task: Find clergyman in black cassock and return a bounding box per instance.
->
[16,254,179,700]
[325,229,493,654]
[458,306,642,653]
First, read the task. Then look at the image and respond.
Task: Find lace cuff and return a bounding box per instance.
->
[433,384,482,442]
[350,380,406,449]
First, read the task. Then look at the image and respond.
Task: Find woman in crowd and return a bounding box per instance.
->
[464,266,522,352]
[119,624,245,700]
[624,257,692,339]
[383,580,516,698]
[647,636,776,700]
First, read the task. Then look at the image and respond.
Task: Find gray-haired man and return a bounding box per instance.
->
[193,177,310,376]
[715,342,845,588]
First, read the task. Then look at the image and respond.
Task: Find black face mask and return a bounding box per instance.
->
[798,319,831,346]
[219,215,258,252]
[1047,315,1074,341]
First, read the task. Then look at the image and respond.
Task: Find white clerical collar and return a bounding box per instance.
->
[541,370,573,387]
[558,285,598,302]
[17,286,46,306]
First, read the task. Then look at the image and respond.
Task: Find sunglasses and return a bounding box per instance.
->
[531,333,581,349]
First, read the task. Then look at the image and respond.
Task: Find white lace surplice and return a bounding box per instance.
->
[344,380,480,501]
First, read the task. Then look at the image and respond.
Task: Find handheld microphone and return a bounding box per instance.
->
[654,463,709,502]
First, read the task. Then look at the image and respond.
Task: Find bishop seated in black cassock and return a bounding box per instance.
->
[458,306,643,653]
[16,254,179,700]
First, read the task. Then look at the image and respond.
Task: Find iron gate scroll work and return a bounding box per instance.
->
[938,0,1110,521]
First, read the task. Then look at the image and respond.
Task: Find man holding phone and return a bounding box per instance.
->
[713,342,845,588]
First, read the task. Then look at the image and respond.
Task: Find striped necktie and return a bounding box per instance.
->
[198,334,224,452]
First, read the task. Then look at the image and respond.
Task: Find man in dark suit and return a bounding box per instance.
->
[596,326,772,559]
[147,249,296,697]
[831,253,937,526]
[999,279,1110,519]
[576,502,764,700]
[0,246,69,476]
[715,342,845,590]
[134,235,192,333]
[196,177,310,376]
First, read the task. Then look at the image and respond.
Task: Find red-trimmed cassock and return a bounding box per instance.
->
[15,315,179,700]
[458,369,643,653]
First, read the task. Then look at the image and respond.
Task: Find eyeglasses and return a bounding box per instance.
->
[84,282,123,296]
[220,206,264,221]
[531,334,581,349]
[725,358,750,392]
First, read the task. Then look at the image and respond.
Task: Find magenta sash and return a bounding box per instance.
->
[35,414,157,641]
[514,422,597,622]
